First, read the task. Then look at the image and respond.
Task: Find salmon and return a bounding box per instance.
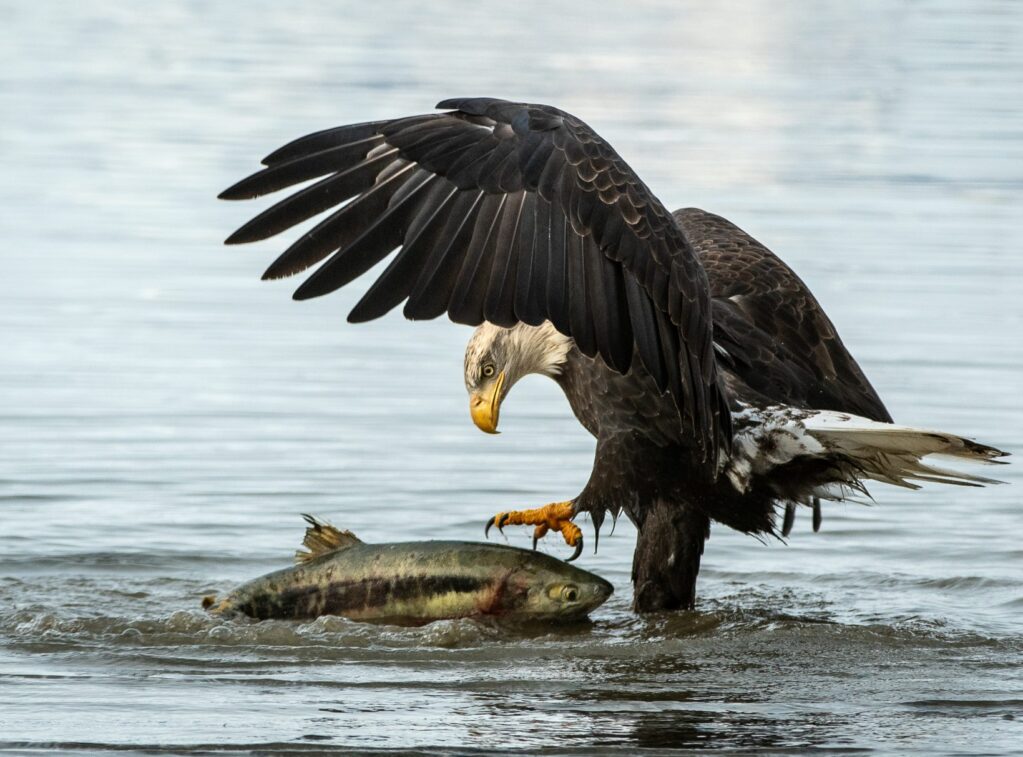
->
[203,516,613,625]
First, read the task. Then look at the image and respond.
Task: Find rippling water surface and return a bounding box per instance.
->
[2,1,1022,753]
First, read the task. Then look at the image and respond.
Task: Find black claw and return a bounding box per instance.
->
[782,503,796,537]
[484,513,510,538]
[565,537,584,563]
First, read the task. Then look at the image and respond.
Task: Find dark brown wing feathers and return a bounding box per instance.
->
[677,208,891,423]
[221,98,730,468]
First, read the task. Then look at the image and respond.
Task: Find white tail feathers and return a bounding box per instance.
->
[800,411,1007,490]
[726,405,1008,496]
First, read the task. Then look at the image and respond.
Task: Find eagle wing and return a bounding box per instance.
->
[221,98,730,466]
[676,207,891,423]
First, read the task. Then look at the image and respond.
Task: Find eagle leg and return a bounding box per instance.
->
[484,501,583,562]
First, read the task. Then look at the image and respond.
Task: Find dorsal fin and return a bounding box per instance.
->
[294,514,363,564]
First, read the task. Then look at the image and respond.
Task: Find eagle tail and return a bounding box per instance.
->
[726,404,1008,512]
[800,411,1008,491]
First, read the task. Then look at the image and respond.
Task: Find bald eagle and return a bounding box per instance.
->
[221,98,1007,612]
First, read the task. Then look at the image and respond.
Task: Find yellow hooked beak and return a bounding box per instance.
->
[469,371,506,434]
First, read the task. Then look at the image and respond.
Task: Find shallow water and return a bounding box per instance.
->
[2,1,1022,753]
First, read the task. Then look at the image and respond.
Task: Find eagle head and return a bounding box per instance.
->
[463,322,572,434]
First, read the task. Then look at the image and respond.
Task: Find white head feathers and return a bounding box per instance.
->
[464,321,572,391]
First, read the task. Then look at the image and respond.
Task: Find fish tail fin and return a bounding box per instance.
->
[295,514,363,564]
[201,594,235,615]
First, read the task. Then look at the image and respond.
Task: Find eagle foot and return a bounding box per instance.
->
[484,501,583,562]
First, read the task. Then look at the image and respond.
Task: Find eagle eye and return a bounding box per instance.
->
[481,364,496,378]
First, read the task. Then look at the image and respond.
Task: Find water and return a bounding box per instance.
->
[2,1,1022,752]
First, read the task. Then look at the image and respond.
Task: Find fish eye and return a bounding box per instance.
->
[481,363,496,378]
[546,583,580,602]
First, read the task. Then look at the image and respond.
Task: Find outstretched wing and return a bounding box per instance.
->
[221,98,730,468]
[676,208,891,423]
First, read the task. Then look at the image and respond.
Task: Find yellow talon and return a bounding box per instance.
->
[484,501,583,561]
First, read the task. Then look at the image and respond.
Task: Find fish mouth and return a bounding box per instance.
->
[583,577,614,613]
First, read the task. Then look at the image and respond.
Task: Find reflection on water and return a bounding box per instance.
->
[2,0,1022,753]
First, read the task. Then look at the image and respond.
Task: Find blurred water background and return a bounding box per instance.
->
[1,0,1022,753]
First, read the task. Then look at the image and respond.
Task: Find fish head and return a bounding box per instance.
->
[504,557,614,621]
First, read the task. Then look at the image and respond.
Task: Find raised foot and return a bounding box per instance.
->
[485,501,583,562]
